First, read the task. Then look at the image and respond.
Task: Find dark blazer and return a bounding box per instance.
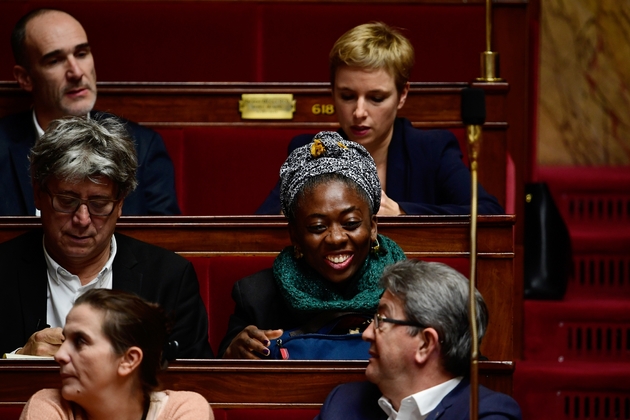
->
[256,117,504,215]
[0,110,180,216]
[218,268,313,357]
[316,380,522,420]
[0,230,213,358]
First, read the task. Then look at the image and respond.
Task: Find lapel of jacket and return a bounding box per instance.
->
[111,234,143,295]
[385,118,407,201]
[8,114,37,215]
[425,378,470,420]
[17,231,49,336]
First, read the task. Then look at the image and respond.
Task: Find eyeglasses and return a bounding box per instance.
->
[373,313,426,331]
[45,188,120,217]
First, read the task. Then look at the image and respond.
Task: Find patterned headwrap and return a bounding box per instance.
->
[279,131,381,216]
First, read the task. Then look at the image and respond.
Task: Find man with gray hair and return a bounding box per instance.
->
[0,116,212,358]
[316,259,521,419]
[0,8,179,215]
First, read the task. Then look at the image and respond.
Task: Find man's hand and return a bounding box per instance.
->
[16,327,64,356]
[223,326,283,359]
[377,190,405,216]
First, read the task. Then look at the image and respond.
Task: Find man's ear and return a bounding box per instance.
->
[13,65,33,93]
[33,183,43,210]
[118,346,143,377]
[415,327,440,365]
[114,199,123,219]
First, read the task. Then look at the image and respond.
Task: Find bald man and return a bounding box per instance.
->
[0,8,180,216]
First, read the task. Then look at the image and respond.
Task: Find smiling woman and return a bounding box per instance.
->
[19,289,213,420]
[219,132,406,359]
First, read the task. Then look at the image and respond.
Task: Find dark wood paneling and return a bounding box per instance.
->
[0,215,516,362]
[0,81,510,207]
[0,359,515,409]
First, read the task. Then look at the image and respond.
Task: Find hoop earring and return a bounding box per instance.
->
[294,246,303,259]
[371,238,380,255]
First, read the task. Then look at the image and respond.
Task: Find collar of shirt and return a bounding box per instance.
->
[378,377,462,420]
[32,109,45,137]
[32,109,92,137]
[43,235,117,328]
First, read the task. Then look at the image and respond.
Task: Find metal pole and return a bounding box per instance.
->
[467,124,481,420]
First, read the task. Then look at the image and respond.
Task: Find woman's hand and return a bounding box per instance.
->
[377,189,405,216]
[223,325,283,359]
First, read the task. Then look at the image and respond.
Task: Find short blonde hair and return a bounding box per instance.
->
[329,22,415,93]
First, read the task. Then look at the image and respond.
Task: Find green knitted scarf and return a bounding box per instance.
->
[273,234,406,313]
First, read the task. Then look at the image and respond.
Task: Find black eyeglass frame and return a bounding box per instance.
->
[43,187,121,217]
[373,313,426,331]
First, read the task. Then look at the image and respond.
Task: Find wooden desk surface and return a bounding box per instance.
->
[0,359,514,409]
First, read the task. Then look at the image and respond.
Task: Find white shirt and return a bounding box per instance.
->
[44,235,117,328]
[378,377,463,420]
[32,109,45,138]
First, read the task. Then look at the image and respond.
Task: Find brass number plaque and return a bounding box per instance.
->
[239,94,296,119]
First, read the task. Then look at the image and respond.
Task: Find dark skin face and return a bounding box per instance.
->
[223,179,378,360]
[289,179,377,285]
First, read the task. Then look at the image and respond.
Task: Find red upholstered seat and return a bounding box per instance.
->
[160,126,482,216]
[187,256,276,353]
[0,405,23,420]
[0,4,486,83]
[160,127,306,215]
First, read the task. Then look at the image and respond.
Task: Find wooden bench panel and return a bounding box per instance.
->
[0,359,515,410]
[0,215,516,362]
[0,81,509,213]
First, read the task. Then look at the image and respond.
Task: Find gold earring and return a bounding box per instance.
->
[371,238,380,255]
[294,246,303,259]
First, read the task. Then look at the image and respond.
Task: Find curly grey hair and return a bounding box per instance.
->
[379,259,488,377]
[29,115,138,198]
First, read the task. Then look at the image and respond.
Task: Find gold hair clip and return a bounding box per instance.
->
[310,139,326,157]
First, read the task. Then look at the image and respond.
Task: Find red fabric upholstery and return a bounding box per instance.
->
[0,2,485,83]
[524,300,630,362]
[514,361,630,420]
[187,256,276,353]
[259,4,485,82]
[0,405,23,420]
[160,127,306,215]
[160,126,468,216]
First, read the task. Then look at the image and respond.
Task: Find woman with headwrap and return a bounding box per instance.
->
[256,22,503,216]
[219,132,406,359]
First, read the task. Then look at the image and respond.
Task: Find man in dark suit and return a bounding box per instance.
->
[316,260,521,420]
[0,116,212,358]
[0,8,180,216]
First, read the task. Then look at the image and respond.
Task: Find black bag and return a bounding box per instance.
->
[266,312,372,360]
[524,182,573,299]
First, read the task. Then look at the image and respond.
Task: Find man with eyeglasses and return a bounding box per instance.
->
[0,116,213,359]
[316,259,521,420]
